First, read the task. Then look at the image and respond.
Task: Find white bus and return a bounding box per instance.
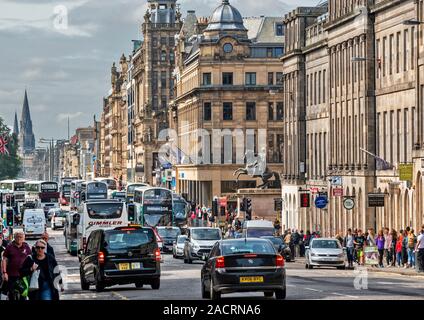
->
[133,187,174,228]
[75,199,129,258]
[24,181,60,213]
[125,183,150,203]
[0,179,26,214]
[70,179,85,210]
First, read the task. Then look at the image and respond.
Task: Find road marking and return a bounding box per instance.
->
[331,292,359,299]
[112,291,129,300]
[305,287,323,292]
[377,282,397,285]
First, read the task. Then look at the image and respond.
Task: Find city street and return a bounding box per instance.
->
[34,228,424,301]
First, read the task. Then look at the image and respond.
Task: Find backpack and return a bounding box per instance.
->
[408,235,416,249]
[14,276,29,298]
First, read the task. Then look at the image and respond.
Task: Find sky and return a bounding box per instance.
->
[0,0,320,146]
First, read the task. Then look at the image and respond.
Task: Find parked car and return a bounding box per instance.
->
[201,238,286,300]
[305,238,346,269]
[261,236,293,262]
[184,227,222,264]
[79,225,161,292]
[50,209,68,230]
[157,226,181,253]
[173,235,187,259]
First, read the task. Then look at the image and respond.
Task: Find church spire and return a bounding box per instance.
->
[19,89,35,154]
[13,111,19,136]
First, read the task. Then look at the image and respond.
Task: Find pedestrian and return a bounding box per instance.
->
[375,230,385,268]
[190,211,196,227]
[402,228,410,267]
[383,227,392,267]
[407,229,417,269]
[390,229,397,267]
[335,232,343,246]
[20,239,63,300]
[0,233,9,256]
[299,230,305,257]
[1,232,32,300]
[208,211,215,228]
[292,230,300,258]
[225,225,235,239]
[32,232,55,258]
[395,236,403,268]
[416,226,424,273]
[273,219,281,236]
[304,230,311,248]
[367,228,376,246]
[353,229,366,266]
[344,229,355,268]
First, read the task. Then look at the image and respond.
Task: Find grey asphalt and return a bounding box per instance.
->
[40,229,424,301]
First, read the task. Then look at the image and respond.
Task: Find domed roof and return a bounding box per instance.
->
[204,0,247,32]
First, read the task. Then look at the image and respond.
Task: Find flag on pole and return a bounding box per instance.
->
[0,136,9,155]
[360,148,394,170]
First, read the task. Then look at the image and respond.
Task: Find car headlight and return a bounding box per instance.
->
[193,244,200,250]
[337,253,344,258]
[310,252,316,256]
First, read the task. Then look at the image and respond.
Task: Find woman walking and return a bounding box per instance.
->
[390,229,397,267]
[19,239,63,300]
[375,230,385,268]
[395,235,403,268]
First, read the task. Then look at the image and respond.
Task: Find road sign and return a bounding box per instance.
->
[330,176,342,186]
[310,187,319,194]
[315,196,328,209]
[332,188,344,197]
[368,193,385,207]
[343,197,355,210]
[300,193,310,208]
[399,163,413,181]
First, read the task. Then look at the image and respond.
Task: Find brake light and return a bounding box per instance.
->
[154,248,161,262]
[215,256,225,268]
[276,255,285,267]
[244,254,257,258]
[119,228,137,231]
[83,237,87,250]
[98,251,105,264]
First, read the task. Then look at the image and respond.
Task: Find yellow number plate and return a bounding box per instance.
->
[240,276,264,283]
[118,263,130,271]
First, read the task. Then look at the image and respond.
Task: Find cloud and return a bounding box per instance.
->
[57,112,84,122]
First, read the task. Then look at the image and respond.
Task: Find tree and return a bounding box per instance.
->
[0,116,21,179]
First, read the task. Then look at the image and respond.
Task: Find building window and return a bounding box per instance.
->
[204,102,212,121]
[152,71,158,90]
[203,73,212,86]
[274,47,284,57]
[276,72,283,84]
[268,102,274,120]
[161,50,167,62]
[276,102,284,120]
[276,23,284,36]
[161,96,167,110]
[222,72,233,85]
[152,37,158,47]
[268,72,274,85]
[170,51,175,63]
[267,48,273,58]
[223,102,233,120]
[160,37,167,45]
[169,37,175,47]
[246,102,256,121]
[161,71,167,89]
[245,72,256,85]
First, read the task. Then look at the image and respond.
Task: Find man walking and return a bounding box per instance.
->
[1,232,32,300]
[383,228,391,267]
[344,229,355,268]
[416,226,424,273]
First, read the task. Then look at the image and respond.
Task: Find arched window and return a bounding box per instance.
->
[161,50,167,62]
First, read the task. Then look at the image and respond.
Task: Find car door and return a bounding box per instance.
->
[83,232,98,282]
[203,243,219,288]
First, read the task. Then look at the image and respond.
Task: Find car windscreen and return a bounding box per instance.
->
[106,229,154,249]
[191,229,221,241]
[262,237,283,246]
[247,228,275,238]
[222,240,276,255]
[157,228,181,238]
[311,240,341,249]
[173,202,187,219]
[86,203,123,219]
[177,236,187,244]
[56,211,68,218]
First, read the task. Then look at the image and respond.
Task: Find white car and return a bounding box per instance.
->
[305,238,346,270]
[50,209,68,230]
[173,235,187,258]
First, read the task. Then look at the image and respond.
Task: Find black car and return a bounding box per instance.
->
[201,238,286,300]
[79,226,161,292]
[261,236,293,262]
[157,226,181,253]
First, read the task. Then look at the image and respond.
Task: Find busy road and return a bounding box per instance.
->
[31,228,423,301]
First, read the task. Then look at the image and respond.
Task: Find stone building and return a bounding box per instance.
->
[131,0,183,185]
[172,0,285,207]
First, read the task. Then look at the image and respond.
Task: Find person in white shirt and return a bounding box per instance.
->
[416,226,424,273]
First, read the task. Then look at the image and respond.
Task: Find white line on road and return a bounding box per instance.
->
[331,292,359,299]
[305,288,323,292]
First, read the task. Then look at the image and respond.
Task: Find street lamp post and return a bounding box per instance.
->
[39,138,67,181]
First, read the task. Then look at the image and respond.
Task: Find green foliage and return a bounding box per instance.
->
[0,116,21,179]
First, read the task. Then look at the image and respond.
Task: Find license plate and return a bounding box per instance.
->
[118,263,130,271]
[131,263,141,269]
[240,276,264,283]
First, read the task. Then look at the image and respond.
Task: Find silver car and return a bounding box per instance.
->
[305,238,346,269]
[173,235,187,259]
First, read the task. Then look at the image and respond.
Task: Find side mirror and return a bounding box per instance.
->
[173,241,176,245]
[305,246,310,250]
[78,249,84,256]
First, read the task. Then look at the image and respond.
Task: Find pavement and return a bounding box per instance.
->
[23,229,424,300]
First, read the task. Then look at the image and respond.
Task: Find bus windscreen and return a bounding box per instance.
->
[87,203,124,219]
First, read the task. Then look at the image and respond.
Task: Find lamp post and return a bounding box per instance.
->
[39,138,67,181]
[403,19,424,26]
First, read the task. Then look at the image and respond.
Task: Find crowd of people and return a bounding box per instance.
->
[0,231,63,300]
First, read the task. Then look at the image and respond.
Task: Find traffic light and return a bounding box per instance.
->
[300,193,310,208]
[240,197,246,211]
[246,198,252,221]
[6,209,14,227]
[212,199,218,216]
[127,204,136,222]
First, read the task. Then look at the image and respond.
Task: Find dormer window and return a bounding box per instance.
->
[276,23,284,36]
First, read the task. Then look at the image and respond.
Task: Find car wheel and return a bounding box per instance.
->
[275,288,286,300]
[135,282,143,288]
[305,263,308,269]
[95,273,105,292]
[151,278,160,290]
[80,269,90,291]
[188,256,193,264]
[210,278,221,300]
[337,266,346,270]
[201,279,208,299]
[308,264,314,269]
[264,291,274,297]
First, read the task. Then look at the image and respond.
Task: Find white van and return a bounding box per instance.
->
[242,220,275,238]
[23,209,46,239]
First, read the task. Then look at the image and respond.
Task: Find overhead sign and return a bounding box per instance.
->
[310,187,319,194]
[399,163,413,182]
[332,188,344,197]
[343,197,355,210]
[368,193,385,208]
[315,196,328,209]
[300,193,310,208]
[329,176,342,186]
